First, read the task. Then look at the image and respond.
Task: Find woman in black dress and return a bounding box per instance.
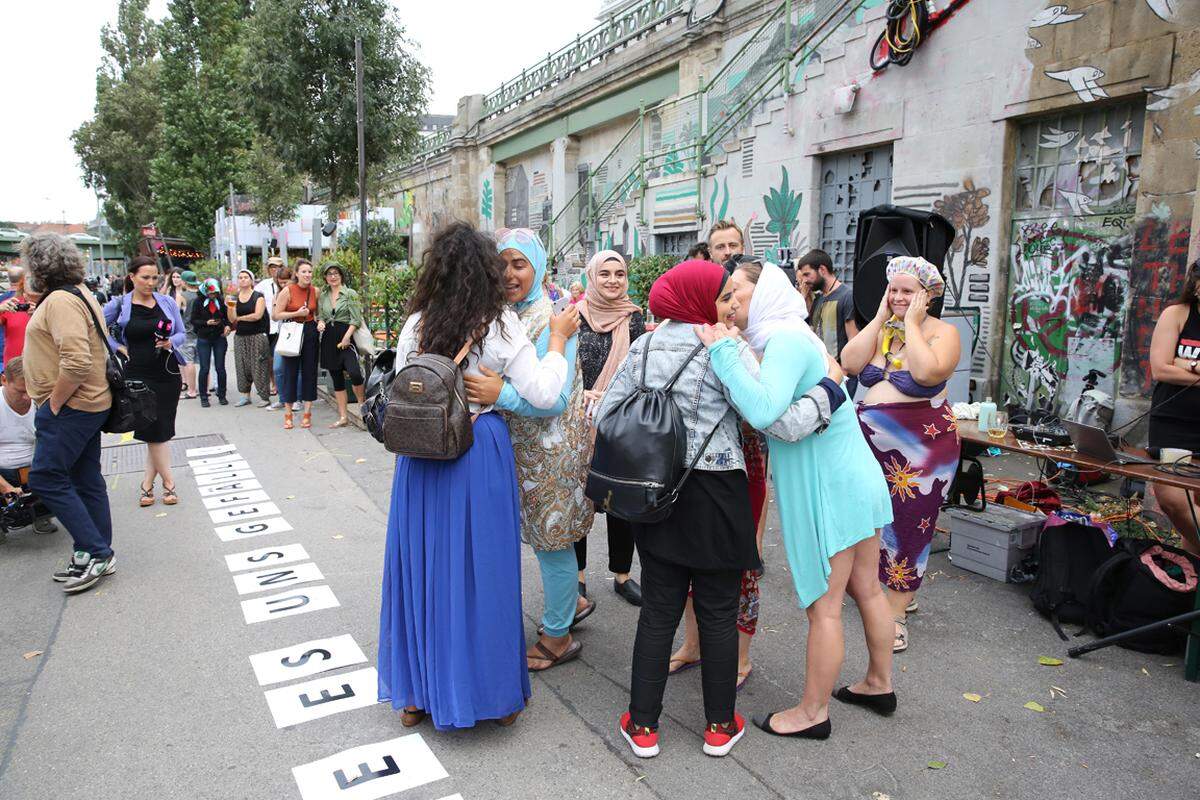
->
[1149,259,1200,555]
[573,250,646,606]
[104,257,187,507]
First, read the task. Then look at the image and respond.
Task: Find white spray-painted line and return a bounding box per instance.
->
[262,666,380,729]
[241,584,340,624]
[214,516,294,542]
[225,543,310,573]
[248,634,368,686]
[291,734,449,800]
[208,501,283,525]
[232,562,325,596]
[197,478,263,497]
[203,489,271,509]
[185,442,239,457]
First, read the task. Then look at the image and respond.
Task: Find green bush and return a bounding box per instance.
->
[187,258,228,284]
[365,261,421,345]
[627,253,675,308]
[339,219,407,265]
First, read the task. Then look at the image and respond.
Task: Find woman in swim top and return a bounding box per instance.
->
[840,256,961,654]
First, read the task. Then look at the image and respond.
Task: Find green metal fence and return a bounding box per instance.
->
[544,0,866,268]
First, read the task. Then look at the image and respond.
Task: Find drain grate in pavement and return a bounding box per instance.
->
[101,433,229,476]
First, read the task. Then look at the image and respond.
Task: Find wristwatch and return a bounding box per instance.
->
[1190,359,1198,374]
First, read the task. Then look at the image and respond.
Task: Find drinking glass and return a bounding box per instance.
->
[987,411,1009,441]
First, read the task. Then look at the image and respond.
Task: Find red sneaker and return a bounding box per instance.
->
[702,712,745,757]
[619,712,660,758]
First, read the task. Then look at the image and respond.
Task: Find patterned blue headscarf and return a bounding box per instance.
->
[496,228,547,312]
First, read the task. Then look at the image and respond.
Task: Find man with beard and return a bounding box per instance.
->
[799,249,859,395]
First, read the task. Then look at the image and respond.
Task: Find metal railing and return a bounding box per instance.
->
[482,0,689,120]
[544,0,866,267]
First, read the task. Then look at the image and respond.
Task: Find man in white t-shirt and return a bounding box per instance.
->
[0,356,57,534]
[255,256,286,407]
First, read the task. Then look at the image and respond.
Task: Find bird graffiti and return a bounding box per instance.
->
[1145,68,1200,112]
[1145,0,1180,22]
[1039,127,1079,149]
[1045,66,1109,103]
[1029,5,1084,28]
[1057,188,1096,216]
[1027,36,1043,49]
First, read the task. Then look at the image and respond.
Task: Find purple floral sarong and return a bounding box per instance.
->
[857,399,961,592]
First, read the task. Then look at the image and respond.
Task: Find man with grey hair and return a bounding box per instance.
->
[21,233,114,594]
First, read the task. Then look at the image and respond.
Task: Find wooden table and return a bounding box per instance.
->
[956,420,1200,493]
[956,419,1200,681]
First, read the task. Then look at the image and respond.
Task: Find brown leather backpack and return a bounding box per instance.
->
[381,339,474,460]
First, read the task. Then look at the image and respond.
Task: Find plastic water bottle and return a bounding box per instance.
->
[978,396,996,433]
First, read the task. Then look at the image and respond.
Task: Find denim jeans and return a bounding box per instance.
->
[28,405,112,558]
[196,336,228,400]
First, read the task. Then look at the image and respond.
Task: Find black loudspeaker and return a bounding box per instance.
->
[851,205,956,324]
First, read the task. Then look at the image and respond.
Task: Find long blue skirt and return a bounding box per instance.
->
[377,412,531,730]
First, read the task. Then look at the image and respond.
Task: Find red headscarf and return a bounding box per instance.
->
[648,259,727,324]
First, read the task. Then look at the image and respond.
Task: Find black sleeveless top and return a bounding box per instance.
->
[1149,302,1200,449]
[235,291,268,336]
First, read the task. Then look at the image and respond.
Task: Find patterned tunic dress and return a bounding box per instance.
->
[504,296,595,551]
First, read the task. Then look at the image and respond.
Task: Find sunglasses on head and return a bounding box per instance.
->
[495,228,540,245]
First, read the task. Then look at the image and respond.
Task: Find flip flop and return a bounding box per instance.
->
[668,657,701,676]
[527,639,583,672]
[537,598,596,635]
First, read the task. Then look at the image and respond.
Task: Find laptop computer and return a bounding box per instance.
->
[1062,420,1158,466]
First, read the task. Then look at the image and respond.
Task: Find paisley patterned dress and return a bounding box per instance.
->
[504,296,595,551]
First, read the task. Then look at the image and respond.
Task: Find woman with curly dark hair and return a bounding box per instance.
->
[377,221,579,731]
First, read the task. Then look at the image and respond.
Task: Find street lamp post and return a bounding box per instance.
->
[355,35,368,293]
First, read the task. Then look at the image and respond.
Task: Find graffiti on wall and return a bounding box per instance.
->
[480,178,493,223]
[932,179,992,306]
[762,166,803,252]
[1120,216,1192,395]
[1002,214,1133,412]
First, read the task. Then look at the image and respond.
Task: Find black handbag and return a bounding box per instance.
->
[585,333,719,523]
[52,287,158,434]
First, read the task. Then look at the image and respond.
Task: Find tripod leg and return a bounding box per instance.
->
[1068,609,1200,661]
[1186,589,1200,683]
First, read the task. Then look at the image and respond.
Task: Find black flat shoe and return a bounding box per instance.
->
[614,577,643,606]
[579,581,587,598]
[752,712,830,740]
[537,598,597,636]
[833,686,897,717]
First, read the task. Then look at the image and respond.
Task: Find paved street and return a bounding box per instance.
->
[2,385,1198,800]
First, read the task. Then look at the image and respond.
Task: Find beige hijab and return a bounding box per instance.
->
[577,250,641,395]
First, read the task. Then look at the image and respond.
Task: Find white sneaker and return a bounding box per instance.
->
[63,554,116,594]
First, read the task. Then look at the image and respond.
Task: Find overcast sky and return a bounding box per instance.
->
[0,1,601,225]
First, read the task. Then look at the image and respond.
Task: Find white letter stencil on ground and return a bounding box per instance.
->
[192,459,250,475]
[186,442,238,457]
[263,666,379,728]
[241,585,339,623]
[233,562,325,595]
[225,543,309,573]
[198,479,262,497]
[203,489,270,510]
[292,734,448,800]
[196,469,255,486]
[248,634,367,686]
[215,516,294,542]
[188,453,242,467]
[209,501,281,524]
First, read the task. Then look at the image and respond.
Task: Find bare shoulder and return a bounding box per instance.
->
[1156,302,1188,328]
[924,317,959,342]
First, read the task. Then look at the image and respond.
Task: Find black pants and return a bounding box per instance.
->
[328,346,364,391]
[629,547,741,728]
[280,322,319,403]
[575,512,635,574]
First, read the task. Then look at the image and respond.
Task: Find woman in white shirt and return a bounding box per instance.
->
[377,222,579,732]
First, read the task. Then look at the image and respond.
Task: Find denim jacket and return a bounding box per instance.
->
[597,320,843,473]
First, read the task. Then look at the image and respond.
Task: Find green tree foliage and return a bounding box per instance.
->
[627,253,675,308]
[72,0,162,255]
[242,0,430,207]
[150,0,253,250]
[338,219,407,266]
[239,132,303,231]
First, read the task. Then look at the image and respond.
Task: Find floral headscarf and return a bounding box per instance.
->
[200,278,222,313]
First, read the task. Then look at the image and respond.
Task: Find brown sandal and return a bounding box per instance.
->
[283,411,294,430]
[161,484,178,506]
[527,639,582,672]
[401,707,426,728]
[300,412,312,429]
[138,482,155,507]
[496,709,522,727]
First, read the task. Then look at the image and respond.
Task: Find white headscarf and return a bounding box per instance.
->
[743,261,829,358]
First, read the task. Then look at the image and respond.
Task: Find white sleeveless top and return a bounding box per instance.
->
[0,393,35,469]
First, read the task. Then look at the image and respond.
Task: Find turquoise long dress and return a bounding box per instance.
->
[708,330,893,607]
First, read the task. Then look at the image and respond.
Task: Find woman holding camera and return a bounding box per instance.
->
[1149,259,1200,556]
[104,256,187,507]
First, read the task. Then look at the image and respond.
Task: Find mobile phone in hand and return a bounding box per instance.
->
[552,294,571,315]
